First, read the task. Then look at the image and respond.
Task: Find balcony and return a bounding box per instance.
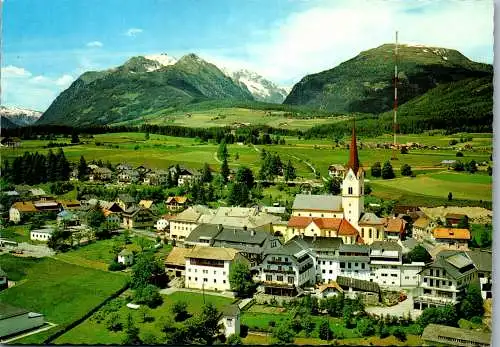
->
[263,268,295,275]
[414,295,457,305]
[421,282,457,292]
[268,260,292,266]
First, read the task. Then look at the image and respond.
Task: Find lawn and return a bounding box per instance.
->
[0,225,30,243]
[54,291,235,345]
[0,254,128,343]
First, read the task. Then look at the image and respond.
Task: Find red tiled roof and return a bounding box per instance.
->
[338,219,359,236]
[287,216,313,228]
[384,217,406,233]
[433,228,471,240]
[313,218,342,229]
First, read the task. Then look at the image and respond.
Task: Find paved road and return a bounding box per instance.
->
[1,242,55,258]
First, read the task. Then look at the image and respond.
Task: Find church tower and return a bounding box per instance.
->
[342,120,364,227]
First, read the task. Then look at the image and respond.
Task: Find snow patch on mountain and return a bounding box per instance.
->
[144,53,177,67]
[0,106,42,126]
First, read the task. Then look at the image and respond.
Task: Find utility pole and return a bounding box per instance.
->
[392,30,399,161]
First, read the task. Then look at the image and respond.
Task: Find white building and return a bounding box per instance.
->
[30,227,54,242]
[369,241,402,287]
[339,244,371,281]
[169,205,213,240]
[117,249,134,266]
[400,262,425,287]
[221,305,241,338]
[185,246,247,291]
[155,216,170,231]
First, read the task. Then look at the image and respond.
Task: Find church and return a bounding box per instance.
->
[286,123,386,245]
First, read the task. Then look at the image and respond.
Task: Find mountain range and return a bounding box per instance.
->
[0,106,42,128]
[34,44,493,130]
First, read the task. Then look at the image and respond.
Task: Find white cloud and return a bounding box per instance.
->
[86,41,103,48]
[2,65,32,78]
[125,28,143,37]
[2,66,75,111]
[226,0,493,84]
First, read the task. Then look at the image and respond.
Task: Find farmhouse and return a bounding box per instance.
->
[445,213,468,227]
[57,210,80,227]
[0,303,45,338]
[328,164,345,178]
[432,228,470,250]
[412,215,435,240]
[89,167,112,181]
[184,246,247,291]
[165,196,190,211]
[165,247,191,277]
[421,324,491,347]
[117,169,140,184]
[116,194,135,210]
[138,200,154,209]
[9,201,38,222]
[169,205,214,240]
[369,241,402,287]
[155,214,172,231]
[122,206,156,229]
[315,282,343,299]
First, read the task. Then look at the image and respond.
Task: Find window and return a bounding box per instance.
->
[330,261,332,265]
[277,275,283,282]
[376,230,379,239]
[391,274,397,277]
[361,263,365,269]
[430,269,433,276]
[204,278,208,282]
[348,263,351,269]
[214,271,216,274]
[227,318,233,327]
[369,230,372,238]
[340,262,345,268]
[195,277,198,281]
[288,276,294,284]
[223,271,226,275]
[223,280,226,284]
[348,187,353,194]
[405,276,409,279]
[188,277,191,280]
[321,214,324,217]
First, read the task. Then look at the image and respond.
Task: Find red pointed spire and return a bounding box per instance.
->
[346,118,360,175]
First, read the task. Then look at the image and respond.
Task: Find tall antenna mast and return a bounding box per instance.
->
[391,30,399,160]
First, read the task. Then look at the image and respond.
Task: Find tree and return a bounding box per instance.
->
[466,160,477,174]
[131,253,167,289]
[218,140,229,161]
[171,301,189,321]
[453,161,465,171]
[227,182,249,206]
[220,158,230,184]
[142,332,158,345]
[106,313,123,332]
[448,192,453,201]
[47,227,72,252]
[86,204,106,230]
[71,132,80,144]
[324,176,342,195]
[122,313,141,345]
[381,161,395,179]
[456,151,464,157]
[318,318,332,341]
[229,260,256,298]
[201,163,213,183]
[487,166,492,176]
[77,155,88,180]
[186,303,221,344]
[134,284,163,308]
[145,132,150,140]
[460,284,484,319]
[301,315,316,337]
[417,305,458,329]
[371,162,382,177]
[393,327,407,341]
[235,166,254,189]
[356,318,375,337]
[139,306,151,323]
[401,164,412,176]
[407,245,432,263]
[226,334,242,345]
[284,160,296,182]
[272,320,294,344]
[55,148,71,181]
[457,216,469,229]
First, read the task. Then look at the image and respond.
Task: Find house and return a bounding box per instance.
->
[144,169,170,186]
[336,276,380,300]
[165,196,190,211]
[339,244,371,281]
[414,250,478,310]
[30,227,55,242]
[221,305,241,338]
[260,240,315,296]
[466,250,492,299]
[369,241,402,287]
[0,137,21,148]
[412,216,435,240]
[89,167,112,181]
[33,200,60,213]
[441,159,457,167]
[116,163,133,172]
[432,228,470,250]
[208,207,281,230]
[185,224,280,266]
[169,205,214,240]
[285,216,360,245]
[445,213,468,227]
[184,246,247,291]
[122,207,156,229]
[135,165,151,179]
[0,303,45,338]
[383,217,406,240]
[117,249,134,266]
[0,267,7,291]
[155,215,172,232]
[315,282,343,299]
[56,210,80,227]
[101,202,123,225]
[328,164,346,178]
[358,213,385,244]
[9,201,38,222]
[59,200,81,211]
[117,169,140,184]
[400,262,425,287]
[139,200,154,209]
[169,166,200,186]
[116,194,135,210]
[421,324,491,347]
[165,247,191,278]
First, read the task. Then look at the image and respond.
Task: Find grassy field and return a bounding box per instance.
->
[54,291,235,345]
[0,225,30,243]
[0,255,128,344]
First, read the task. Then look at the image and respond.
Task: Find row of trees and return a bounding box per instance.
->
[370,161,413,179]
[2,148,71,185]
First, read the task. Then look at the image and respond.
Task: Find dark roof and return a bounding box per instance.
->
[292,194,342,212]
[445,213,468,219]
[466,250,492,272]
[214,227,269,245]
[345,121,360,175]
[184,224,221,244]
[264,239,308,258]
[0,302,29,320]
[339,244,369,253]
[393,205,421,215]
[336,276,380,293]
[295,236,343,250]
[370,241,402,252]
[117,194,135,203]
[222,304,240,316]
[422,324,491,345]
[424,251,476,280]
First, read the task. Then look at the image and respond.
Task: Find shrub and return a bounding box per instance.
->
[108,260,125,271]
[106,313,123,332]
[393,327,407,341]
[456,151,464,157]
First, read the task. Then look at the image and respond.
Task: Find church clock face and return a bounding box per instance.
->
[348,173,354,181]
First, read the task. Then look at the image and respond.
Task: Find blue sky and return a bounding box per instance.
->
[2,0,494,111]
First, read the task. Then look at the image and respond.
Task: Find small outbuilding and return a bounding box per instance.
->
[221,305,241,338]
[117,249,134,266]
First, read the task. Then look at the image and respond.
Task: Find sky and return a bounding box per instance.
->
[1,0,494,111]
